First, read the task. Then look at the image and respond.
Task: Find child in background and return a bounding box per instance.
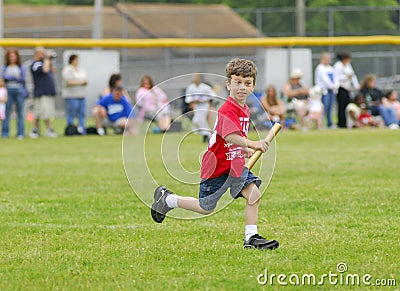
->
[151,58,279,250]
[307,86,324,129]
[0,78,8,121]
[358,103,375,127]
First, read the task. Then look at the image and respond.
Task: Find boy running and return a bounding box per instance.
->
[151,58,279,250]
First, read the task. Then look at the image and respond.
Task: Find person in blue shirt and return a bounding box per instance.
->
[93,82,137,136]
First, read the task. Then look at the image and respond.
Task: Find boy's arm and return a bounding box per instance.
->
[225,132,269,153]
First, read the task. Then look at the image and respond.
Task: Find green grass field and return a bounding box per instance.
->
[0,124,399,290]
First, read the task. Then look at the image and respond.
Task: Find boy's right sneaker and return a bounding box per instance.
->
[151,186,173,223]
[244,234,279,250]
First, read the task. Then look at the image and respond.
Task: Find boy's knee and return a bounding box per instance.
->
[246,189,261,205]
[198,201,215,215]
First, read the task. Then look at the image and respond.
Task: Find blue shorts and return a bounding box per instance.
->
[198,168,262,211]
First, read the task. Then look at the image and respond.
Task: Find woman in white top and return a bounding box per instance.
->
[334,52,360,128]
[315,52,337,128]
[62,54,88,134]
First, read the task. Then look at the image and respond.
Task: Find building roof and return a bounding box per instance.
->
[4,3,262,39]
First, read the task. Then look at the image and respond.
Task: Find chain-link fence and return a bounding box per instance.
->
[3,5,400,116]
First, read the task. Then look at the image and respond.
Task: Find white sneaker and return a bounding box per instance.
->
[388,123,399,130]
[77,126,84,134]
[97,127,105,136]
[46,128,58,138]
[29,129,39,139]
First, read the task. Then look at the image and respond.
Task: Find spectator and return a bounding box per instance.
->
[0,78,7,125]
[135,75,171,132]
[360,74,398,129]
[345,93,382,128]
[101,73,132,103]
[30,47,57,138]
[93,82,136,136]
[260,84,286,128]
[315,52,337,128]
[282,68,309,129]
[62,54,88,134]
[185,73,215,142]
[382,90,400,120]
[345,93,364,128]
[358,104,376,127]
[307,86,324,130]
[334,52,360,128]
[1,48,27,139]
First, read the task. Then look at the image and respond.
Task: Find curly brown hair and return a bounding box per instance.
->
[225,58,257,84]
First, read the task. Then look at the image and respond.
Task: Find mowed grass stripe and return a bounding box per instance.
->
[0,128,399,290]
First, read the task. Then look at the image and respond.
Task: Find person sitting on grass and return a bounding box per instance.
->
[345,93,383,128]
[360,74,398,129]
[382,90,400,122]
[92,84,136,136]
[135,75,171,133]
[282,68,309,130]
[260,84,286,128]
[150,58,279,250]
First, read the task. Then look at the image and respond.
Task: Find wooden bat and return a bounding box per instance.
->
[245,123,282,170]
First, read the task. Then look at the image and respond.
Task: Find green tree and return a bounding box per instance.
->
[307,0,398,36]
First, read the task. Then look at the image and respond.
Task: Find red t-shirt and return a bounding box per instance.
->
[200,96,250,179]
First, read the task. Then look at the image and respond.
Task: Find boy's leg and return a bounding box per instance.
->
[241,182,279,250]
[151,186,212,223]
[241,182,260,226]
[151,177,228,223]
[177,196,211,215]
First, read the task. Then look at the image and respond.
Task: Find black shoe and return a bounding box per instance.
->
[151,186,173,223]
[244,234,279,250]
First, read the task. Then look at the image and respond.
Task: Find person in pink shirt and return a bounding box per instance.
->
[383,90,400,121]
[135,75,171,132]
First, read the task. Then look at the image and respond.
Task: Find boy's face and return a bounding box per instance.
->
[226,74,255,106]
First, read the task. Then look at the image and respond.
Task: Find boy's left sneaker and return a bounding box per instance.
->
[244,234,279,250]
[151,186,173,223]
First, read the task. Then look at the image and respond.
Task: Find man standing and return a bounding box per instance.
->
[185,74,215,143]
[30,47,57,138]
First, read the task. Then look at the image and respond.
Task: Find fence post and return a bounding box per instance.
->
[296,0,306,36]
[328,7,334,53]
